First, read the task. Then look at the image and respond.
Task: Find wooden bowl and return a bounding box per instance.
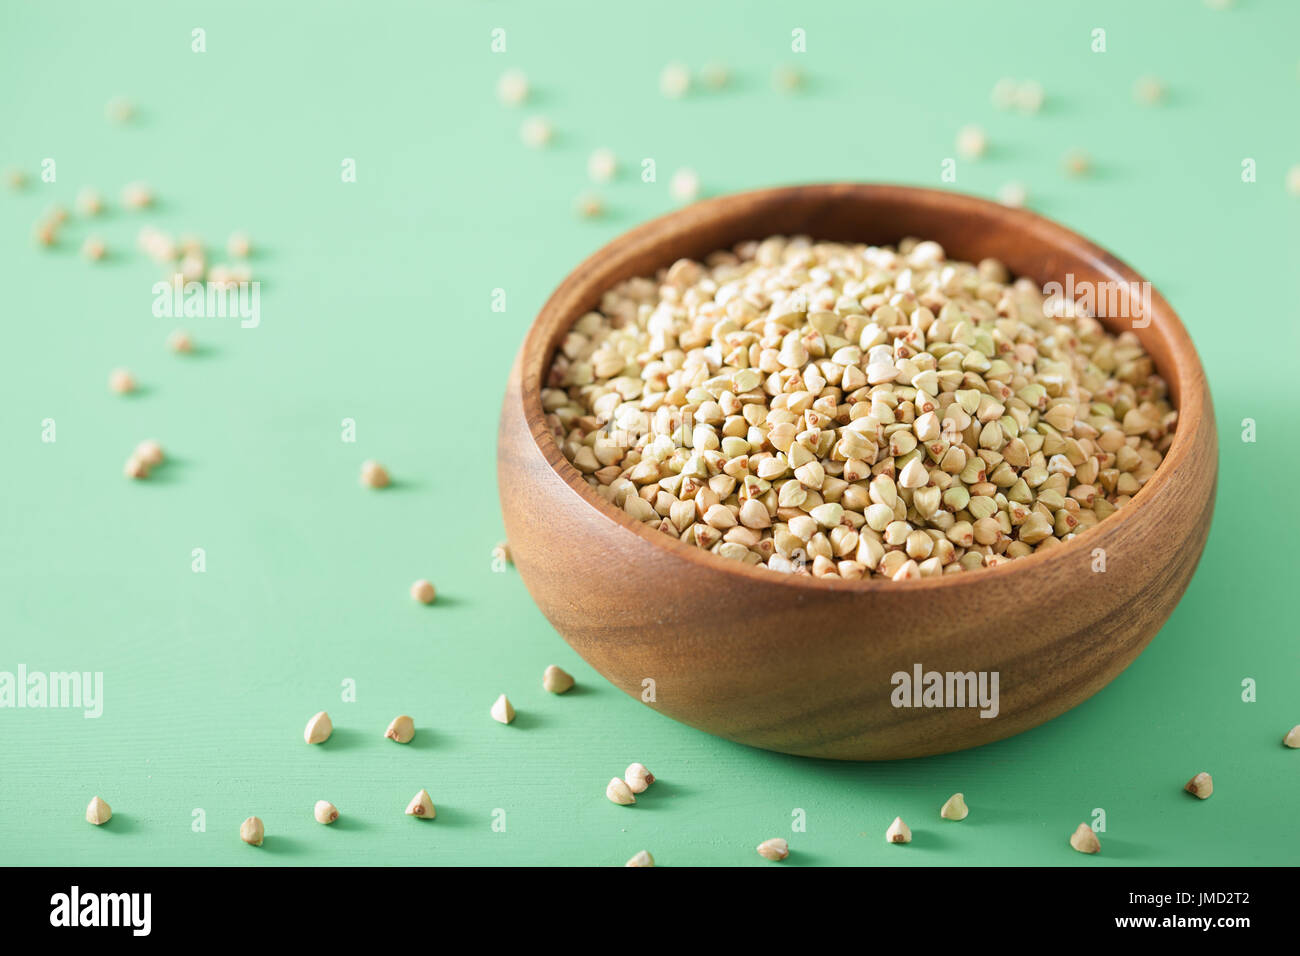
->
[497,184,1217,760]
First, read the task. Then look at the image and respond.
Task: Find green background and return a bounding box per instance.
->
[1,0,1297,866]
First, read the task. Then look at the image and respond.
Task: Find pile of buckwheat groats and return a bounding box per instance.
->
[8,96,264,482]
[545,235,1178,580]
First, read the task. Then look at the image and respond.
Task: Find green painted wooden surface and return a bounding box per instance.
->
[1,0,1297,866]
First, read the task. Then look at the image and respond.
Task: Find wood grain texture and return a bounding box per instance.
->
[497,184,1218,760]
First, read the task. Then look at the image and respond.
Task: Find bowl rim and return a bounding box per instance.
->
[514,182,1209,592]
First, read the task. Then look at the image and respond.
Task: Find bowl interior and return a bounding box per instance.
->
[517,183,1204,586]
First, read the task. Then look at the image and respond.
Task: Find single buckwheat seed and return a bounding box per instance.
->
[134,440,164,468]
[385,715,415,743]
[700,62,729,89]
[588,148,617,183]
[624,763,655,794]
[406,790,435,818]
[85,796,112,825]
[543,664,574,694]
[606,778,636,806]
[669,167,700,203]
[1070,823,1100,854]
[991,77,1018,109]
[1134,75,1165,105]
[659,62,690,99]
[520,116,552,148]
[360,460,389,488]
[109,368,136,394]
[81,236,106,261]
[496,68,528,106]
[956,125,987,159]
[491,694,515,724]
[940,793,969,821]
[998,181,1028,208]
[76,186,103,215]
[123,456,150,479]
[33,218,58,246]
[1063,149,1091,177]
[105,96,134,123]
[575,192,604,219]
[772,64,802,92]
[1015,79,1045,113]
[121,181,152,209]
[1184,772,1213,799]
[304,710,332,744]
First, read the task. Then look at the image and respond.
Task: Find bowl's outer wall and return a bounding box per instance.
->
[497,184,1218,760]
